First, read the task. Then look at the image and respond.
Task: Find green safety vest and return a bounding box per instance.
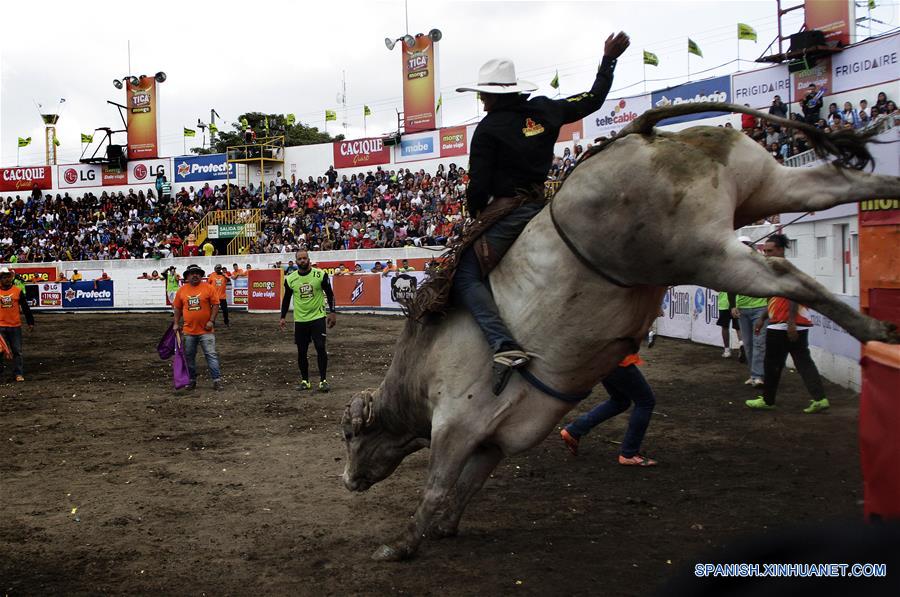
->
[285,268,327,322]
[165,272,180,293]
[736,294,767,309]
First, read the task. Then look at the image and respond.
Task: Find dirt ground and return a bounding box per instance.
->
[0,312,875,595]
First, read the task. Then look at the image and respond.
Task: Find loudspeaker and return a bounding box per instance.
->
[107,144,124,160]
[788,30,827,53]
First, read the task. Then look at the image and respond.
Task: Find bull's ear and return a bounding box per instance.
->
[362,389,376,426]
[348,391,369,436]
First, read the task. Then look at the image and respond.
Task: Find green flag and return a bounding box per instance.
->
[436,95,442,112]
[688,38,703,58]
[550,70,559,89]
[643,50,659,66]
[184,127,196,137]
[240,116,249,130]
[208,123,218,134]
[868,0,875,9]
[325,109,337,121]
[17,137,31,147]
[264,115,269,134]
[53,135,60,147]
[285,113,296,126]
[738,23,757,42]
[81,133,93,144]
[363,105,372,117]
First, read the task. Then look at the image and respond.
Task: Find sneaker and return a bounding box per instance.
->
[721,348,732,358]
[318,380,330,393]
[560,429,579,456]
[803,398,830,414]
[738,347,747,363]
[298,379,312,391]
[743,377,755,385]
[15,375,24,382]
[618,454,658,467]
[751,377,765,387]
[745,397,775,410]
[647,331,656,348]
[213,379,223,391]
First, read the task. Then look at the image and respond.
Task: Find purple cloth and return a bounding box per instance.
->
[157,323,177,360]
[173,333,191,390]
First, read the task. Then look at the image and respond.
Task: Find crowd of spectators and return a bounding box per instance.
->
[2,88,895,264]
[739,88,897,165]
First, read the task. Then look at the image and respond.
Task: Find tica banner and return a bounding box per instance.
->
[0,166,52,192]
[126,77,160,159]
[333,138,392,169]
[402,35,440,133]
[805,0,853,47]
[247,269,283,311]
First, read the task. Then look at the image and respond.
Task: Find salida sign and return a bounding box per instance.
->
[0,166,52,192]
[333,138,391,169]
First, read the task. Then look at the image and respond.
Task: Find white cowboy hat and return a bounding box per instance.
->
[456,59,538,94]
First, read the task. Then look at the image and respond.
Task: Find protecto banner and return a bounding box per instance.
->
[583,94,651,140]
[0,166,52,192]
[58,163,103,189]
[402,35,440,133]
[395,130,440,163]
[439,126,468,158]
[126,77,160,159]
[173,154,235,183]
[128,158,170,185]
[333,137,391,169]
[831,33,899,94]
[731,64,792,108]
[247,269,282,311]
[805,0,854,48]
[62,281,115,309]
[651,75,731,125]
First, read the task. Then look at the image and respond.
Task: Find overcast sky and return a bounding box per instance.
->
[0,0,895,166]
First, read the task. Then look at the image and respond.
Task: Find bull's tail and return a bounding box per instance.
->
[605,102,876,171]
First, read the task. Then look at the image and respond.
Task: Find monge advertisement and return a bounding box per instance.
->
[174,154,236,183]
[651,75,731,125]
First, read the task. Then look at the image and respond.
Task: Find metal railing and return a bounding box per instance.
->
[785,114,898,168]
[188,208,261,248]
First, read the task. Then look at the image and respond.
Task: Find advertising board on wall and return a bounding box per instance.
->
[830,33,899,93]
[58,163,103,189]
[246,270,282,311]
[0,166,52,192]
[62,281,115,309]
[402,35,440,133]
[395,131,440,163]
[126,77,160,159]
[651,76,731,125]
[731,64,792,108]
[24,283,63,309]
[333,137,391,169]
[173,154,235,183]
[439,126,468,158]
[13,266,57,283]
[583,94,652,140]
[128,159,170,185]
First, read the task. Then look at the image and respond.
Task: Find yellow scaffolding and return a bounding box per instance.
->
[188,208,261,254]
[225,135,285,210]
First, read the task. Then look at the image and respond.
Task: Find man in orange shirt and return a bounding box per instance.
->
[0,267,34,382]
[207,264,230,327]
[173,264,222,390]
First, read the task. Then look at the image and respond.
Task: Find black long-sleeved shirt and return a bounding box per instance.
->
[466,56,618,216]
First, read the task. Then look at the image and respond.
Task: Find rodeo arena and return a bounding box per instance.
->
[1,1,900,595]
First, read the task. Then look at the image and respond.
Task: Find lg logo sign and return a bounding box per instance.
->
[132,163,165,181]
[64,168,97,185]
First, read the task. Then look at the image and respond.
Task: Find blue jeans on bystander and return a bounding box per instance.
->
[182,333,221,382]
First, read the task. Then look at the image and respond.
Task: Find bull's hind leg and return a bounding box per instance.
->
[737,165,900,226]
[372,428,477,561]
[429,444,503,539]
[696,242,897,345]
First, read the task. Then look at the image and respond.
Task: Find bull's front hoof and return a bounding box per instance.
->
[371,543,412,562]
[427,523,459,539]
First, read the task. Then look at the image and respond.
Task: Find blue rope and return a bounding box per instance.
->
[517,367,592,403]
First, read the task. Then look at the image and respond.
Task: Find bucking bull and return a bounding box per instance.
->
[340,102,900,561]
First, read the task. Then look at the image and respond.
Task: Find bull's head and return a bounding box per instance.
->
[340,388,429,492]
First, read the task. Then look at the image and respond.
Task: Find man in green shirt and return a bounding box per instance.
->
[163,266,180,304]
[279,250,337,392]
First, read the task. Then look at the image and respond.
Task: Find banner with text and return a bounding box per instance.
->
[651,76,731,125]
[25,283,63,309]
[62,281,115,309]
[395,130,440,163]
[731,64,792,108]
[439,126,468,158]
[14,266,57,283]
[402,36,440,133]
[0,166,52,192]
[128,158,170,185]
[173,153,236,183]
[247,269,282,311]
[831,33,899,93]
[57,163,103,189]
[583,94,652,140]
[805,0,853,48]
[126,77,160,159]
[333,137,391,169]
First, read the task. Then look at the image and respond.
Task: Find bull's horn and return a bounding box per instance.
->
[363,390,376,426]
